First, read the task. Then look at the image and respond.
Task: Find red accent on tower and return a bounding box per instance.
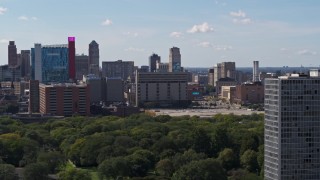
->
[68,37,76,81]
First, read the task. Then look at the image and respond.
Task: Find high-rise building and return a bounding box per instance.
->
[32,44,69,83]
[68,37,76,81]
[29,80,39,113]
[20,50,31,78]
[208,68,214,86]
[8,41,17,67]
[89,40,100,76]
[214,62,236,86]
[75,54,89,80]
[253,61,259,82]
[264,72,320,180]
[39,83,90,116]
[102,60,134,80]
[149,53,160,72]
[169,47,181,72]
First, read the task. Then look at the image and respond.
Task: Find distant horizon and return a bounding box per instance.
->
[1,1,320,67]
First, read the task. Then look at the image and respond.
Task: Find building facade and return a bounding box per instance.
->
[234,82,264,104]
[149,53,161,72]
[39,83,90,116]
[169,47,181,72]
[32,44,69,83]
[214,62,236,86]
[8,41,18,67]
[253,61,259,82]
[208,68,214,86]
[68,37,76,81]
[135,72,189,106]
[264,74,320,180]
[75,55,89,80]
[29,80,39,113]
[102,60,134,80]
[88,40,100,76]
[20,50,31,78]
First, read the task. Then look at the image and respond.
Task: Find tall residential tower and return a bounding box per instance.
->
[264,72,320,180]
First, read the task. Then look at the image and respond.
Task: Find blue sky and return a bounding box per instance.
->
[1,0,320,67]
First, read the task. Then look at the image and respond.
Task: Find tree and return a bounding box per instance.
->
[191,128,212,155]
[217,148,238,171]
[240,150,259,173]
[24,162,49,180]
[156,159,174,177]
[37,151,66,173]
[98,157,130,179]
[58,168,91,180]
[172,158,227,180]
[0,164,18,180]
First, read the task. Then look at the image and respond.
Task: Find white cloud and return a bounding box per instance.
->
[0,7,7,15]
[233,18,252,25]
[18,15,38,21]
[198,42,232,51]
[297,49,317,56]
[101,19,112,26]
[213,45,233,51]
[198,42,212,48]
[170,32,183,38]
[0,39,9,43]
[230,10,246,18]
[18,16,29,21]
[280,48,288,51]
[123,32,138,37]
[125,47,145,52]
[187,22,214,33]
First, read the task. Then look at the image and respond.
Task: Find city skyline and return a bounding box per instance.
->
[1,0,320,67]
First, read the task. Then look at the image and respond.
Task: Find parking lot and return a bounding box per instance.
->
[153,108,263,118]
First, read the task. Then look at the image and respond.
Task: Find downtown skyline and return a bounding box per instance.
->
[0,0,320,67]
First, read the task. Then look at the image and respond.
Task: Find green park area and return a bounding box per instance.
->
[0,113,264,180]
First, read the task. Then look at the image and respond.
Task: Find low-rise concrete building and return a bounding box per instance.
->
[221,86,236,103]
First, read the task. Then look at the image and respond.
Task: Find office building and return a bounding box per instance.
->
[106,78,124,103]
[139,66,149,73]
[102,60,134,80]
[214,62,236,86]
[89,40,100,76]
[32,44,69,83]
[215,77,238,95]
[169,47,181,72]
[234,82,264,104]
[149,53,161,72]
[253,61,259,82]
[156,61,168,72]
[39,83,90,116]
[208,68,214,86]
[0,65,21,82]
[193,74,208,85]
[221,86,236,103]
[29,80,39,113]
[68,37,76,81]
[8,41,18,67]
[75,54,89,80]
[264,73,320,180]
[135,72,189,107]
[83,74,105,104]
[20,50,31,78]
